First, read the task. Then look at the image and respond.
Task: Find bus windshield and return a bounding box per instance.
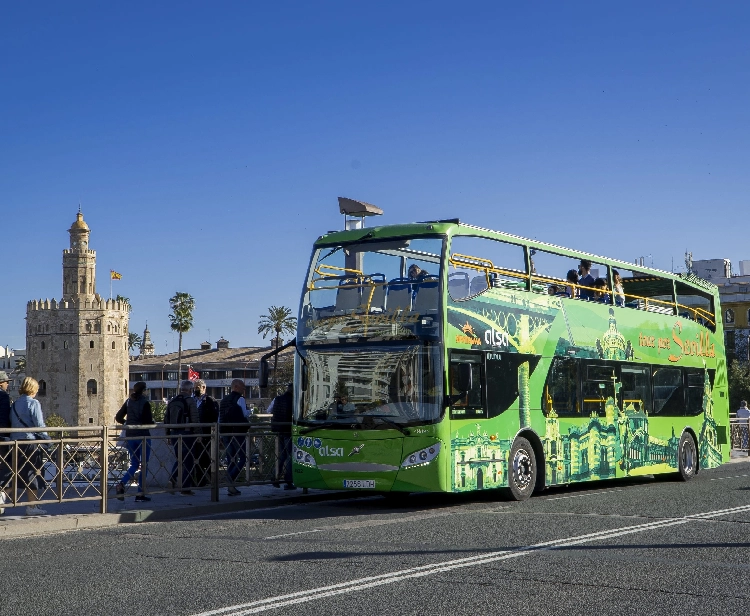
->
[298,344,442,425]
[299,237,444,345]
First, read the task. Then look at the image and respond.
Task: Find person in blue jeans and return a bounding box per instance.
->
[219,379,249,496]
[114,381,153,502]
[269,383,295,490]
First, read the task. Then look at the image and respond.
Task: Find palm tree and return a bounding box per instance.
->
[168,292,195,391]
[128,332,142,355]
[115,294,131,306]
[258,306,297,394]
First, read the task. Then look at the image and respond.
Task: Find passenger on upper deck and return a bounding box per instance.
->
[565,269,579,298]
[593,278,611,304]
[612,269,625,306]
[408,264,431,281]
[577,260,595,300]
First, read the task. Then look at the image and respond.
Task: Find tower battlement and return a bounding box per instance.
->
[27,298,130,312]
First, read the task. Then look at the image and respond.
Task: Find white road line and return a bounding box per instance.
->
[264,529,323,540]
[544,488,624,501]
[192,502,750,616]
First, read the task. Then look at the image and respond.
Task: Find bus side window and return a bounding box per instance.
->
[652,367,684,416]
[449,352,485,418]
[620,365,651,414]
[685,368,714,416]
[543,356,580,417]
[486,352,540,418]
[581,363,617,417]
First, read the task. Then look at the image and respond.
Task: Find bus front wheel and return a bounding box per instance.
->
[506,437,536,501]
[678,432,698,481]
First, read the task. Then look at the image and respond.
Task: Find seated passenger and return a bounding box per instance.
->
[408,264,432,281]
[548,284,559,296]
[577,260,595,300]
[566,269,579,298]
[593,277,611,304]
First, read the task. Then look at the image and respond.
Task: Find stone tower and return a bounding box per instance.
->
[139,323,155,357]
[26,211,130,426]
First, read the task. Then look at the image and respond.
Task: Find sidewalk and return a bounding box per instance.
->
[0,484,345,540]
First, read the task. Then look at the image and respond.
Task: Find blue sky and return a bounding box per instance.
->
[2,3,749,353]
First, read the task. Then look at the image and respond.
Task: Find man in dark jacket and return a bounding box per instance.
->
[219,379,249,496]
[270,383,295,490]
[114,381,153,502]
[193,379,218,486]
[0,371,11,513]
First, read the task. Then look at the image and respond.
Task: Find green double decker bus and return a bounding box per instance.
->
[288,219,728,500]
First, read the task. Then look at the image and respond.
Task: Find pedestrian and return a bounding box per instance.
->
[165,380,199,495]
[737,400,750,451]
[219,379,249,496]
[113,381,153,502]
[10,377,49,515]
[0,371,12,515]
[193,379,218,486]
[269,383,296,490]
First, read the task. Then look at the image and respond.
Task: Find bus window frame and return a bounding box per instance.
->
[449,350,486,419]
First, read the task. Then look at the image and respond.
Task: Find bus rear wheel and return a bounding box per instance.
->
[506,437,536,501]
[678,432,698,481]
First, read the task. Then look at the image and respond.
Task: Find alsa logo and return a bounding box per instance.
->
[456,321,481,346]
[319,446,344,457]
[484,328,509,348]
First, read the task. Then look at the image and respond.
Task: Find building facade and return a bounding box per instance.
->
[26,212,130,426]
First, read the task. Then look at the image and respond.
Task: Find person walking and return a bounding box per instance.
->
[0,371,12,514]
[10,377,49,515]
[193,379,218,487]
[737,400,750,452]
[114,381,153,502]
[165,380,199,495]
[270,383,295,490]
[219,379,249,496]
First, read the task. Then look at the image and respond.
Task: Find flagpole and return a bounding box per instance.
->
[110,271,112,300]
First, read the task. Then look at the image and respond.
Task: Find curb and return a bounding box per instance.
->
[0,490,363,540]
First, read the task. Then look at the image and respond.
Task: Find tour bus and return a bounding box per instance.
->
[264,219,729,500]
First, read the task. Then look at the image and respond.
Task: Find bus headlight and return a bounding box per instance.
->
[401,442,441,468]
[293,445,317,468]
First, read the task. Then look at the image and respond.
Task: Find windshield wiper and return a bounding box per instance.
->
[299,421,359,435]
[366,415,410,435]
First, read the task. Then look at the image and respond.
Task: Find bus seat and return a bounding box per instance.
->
[364,283,386,312]
[448,272,470,300]
[470,275,488,296]
[386,278,412,312]
[413,278,439,314]
[335,280,361,314]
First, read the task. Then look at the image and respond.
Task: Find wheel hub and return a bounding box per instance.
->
[513,448,533,489]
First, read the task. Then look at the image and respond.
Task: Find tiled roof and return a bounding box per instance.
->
[130,344,294,369]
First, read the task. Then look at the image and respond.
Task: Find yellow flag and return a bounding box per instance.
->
[110,270,122,280]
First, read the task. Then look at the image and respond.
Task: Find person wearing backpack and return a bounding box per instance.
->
[193,379,218,487]
[113,381,153,503]
[219,379,249,496]
[270,383,295,490]
[0,371,11,514]
[165,380,199,495]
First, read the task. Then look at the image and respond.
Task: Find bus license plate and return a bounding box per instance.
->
[343,479,375,489]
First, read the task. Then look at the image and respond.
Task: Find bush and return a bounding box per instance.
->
[151,401,166,423]
[729,360,750,413]
[45,412,70,438]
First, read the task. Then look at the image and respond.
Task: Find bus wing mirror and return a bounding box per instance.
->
[456,363,473,392]
[259,359,269,388]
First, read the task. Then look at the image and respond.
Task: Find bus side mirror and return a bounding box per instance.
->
[259,359,269,388]
[301,363,308,391]
[456,363,473,392]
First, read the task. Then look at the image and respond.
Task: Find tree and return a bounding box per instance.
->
[12,355,26,375]
[45,413,70,438]
[169,292,195,392]
[128,332,142,355]
[258,306,297,395]
[115,294,130,306]
[728,360,750,412]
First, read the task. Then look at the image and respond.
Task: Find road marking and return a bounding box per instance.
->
[543,488,624,501]
[710,474,749,481]
[192,502,750,616]
[264,529,324,539]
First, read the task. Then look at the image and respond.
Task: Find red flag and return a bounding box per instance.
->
[188,367,200,381]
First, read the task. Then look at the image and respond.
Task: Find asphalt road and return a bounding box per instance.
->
[3,461,750,616]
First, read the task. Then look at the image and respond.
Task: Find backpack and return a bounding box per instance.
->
[165,395,190,431]
[199,396,218,424]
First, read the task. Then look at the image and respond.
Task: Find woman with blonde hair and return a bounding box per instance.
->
[10,377,50,515]
[612,269,625,307]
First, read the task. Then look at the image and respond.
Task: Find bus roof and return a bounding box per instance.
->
[314,219,718,295]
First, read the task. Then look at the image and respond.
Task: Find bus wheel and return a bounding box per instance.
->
[678,433,698,481]
[507,437,536,501]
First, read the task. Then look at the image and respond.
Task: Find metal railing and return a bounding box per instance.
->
[730,417,750,452]
[0,421,292,513]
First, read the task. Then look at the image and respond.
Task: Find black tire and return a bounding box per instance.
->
[678,432,698,481]
[506,437,536,501]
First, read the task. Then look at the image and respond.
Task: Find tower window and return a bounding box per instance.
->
[38,380,47,397]
[41,342,45,350]
[112,341,116,349]
[87,379,97,395]
[63,341,68,349]
[90,341,94,348]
